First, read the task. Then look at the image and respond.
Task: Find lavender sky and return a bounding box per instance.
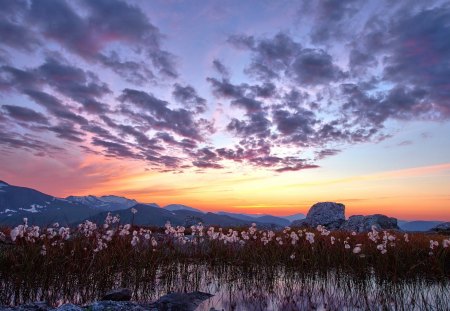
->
[1,0,450,219]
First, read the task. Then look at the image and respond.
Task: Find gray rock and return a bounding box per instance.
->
[87,301,155,311]
[53,304,83,311]
[154,291,213,311]
[0,291,214,311]
[0,302,50,311]
[341,214,399,232]
[430,222,450,233]
[101,288,132,301]
[292,202,345,229]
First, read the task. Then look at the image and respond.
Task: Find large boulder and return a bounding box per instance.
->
[341,214,399,232]
[153,291,213,311]
[292,202,345,229]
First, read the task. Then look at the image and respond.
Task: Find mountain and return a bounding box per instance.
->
[217,212,256,222]
[252,215,290,227]
[281,213,306,223]
[399,220,445,232]
[218,211,296,226]
[0,181,288,228]
[89,204,280,228]
[66,195,138,211]
[0,181,99,226]
[164,204,204,213]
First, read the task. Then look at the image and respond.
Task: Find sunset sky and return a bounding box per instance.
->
[1,0,449,220]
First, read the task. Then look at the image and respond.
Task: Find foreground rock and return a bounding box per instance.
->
[341,214,400,232]
[0,291,213,311]
[430,222,450,234]
[101,288,132,301]
[292,202,345,229]
[153,291,213,310]
[0,302,50,311]
[86,301,151,311]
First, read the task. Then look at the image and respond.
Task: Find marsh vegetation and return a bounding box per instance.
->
[0,215,449,310]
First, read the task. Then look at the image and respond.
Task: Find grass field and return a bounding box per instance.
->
[0,215,449,309]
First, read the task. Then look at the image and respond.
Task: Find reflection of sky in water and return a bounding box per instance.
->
[2,264,448,309]
[193,268,449,310]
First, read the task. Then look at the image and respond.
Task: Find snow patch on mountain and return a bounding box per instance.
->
[21,207,39,213]
[66,195,138,211]
[98,195,137,207]
[164,204,204,213]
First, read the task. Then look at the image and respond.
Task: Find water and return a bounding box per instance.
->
[1,264,448,310]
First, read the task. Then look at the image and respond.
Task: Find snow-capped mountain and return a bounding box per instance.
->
[164,204,204,213]
[0,180,99,226]
[66,195,137,211]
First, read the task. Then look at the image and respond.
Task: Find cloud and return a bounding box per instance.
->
[47,122,85,142]
[97,52,155,85]
[228,32,346,85]
[314,148,341,160]
[91,137,139,159]
[2,0,450,176]
[300,0,362,44]
[207,77,246,99]
[28,0,177,80]
[0,0,39,52]
[37,57,111,114]
[24,90,89,125]
[119,88,205,140]
[212,59,230,78]
[0,130,63,156]
[383,6,450,117]
[172,83,207,113]
[0,20,40,52]
[192,160,223,169]
[227,113,271,138]
[190,147,223,169]
[2,105,49,124]
[0,65,42,91]
[272,108,316,140]
[275,163,319,173]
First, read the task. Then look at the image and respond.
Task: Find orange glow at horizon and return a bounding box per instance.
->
[2,151,449,221]
[68,159,450,221]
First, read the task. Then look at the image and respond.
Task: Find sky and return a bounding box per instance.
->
[0,0,450,220]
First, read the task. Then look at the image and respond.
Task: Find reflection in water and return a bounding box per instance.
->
[1,264,449,310]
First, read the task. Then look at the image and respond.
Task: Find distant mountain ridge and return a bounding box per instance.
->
[0,181,287,228]
[217,212,293,227]
[399,220,445,232]
[0,181,98,226]
[66,195,137,211]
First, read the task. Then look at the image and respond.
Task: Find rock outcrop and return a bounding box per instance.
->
[341,214,399,232]
[292,202,345,229]
[291,202,401,232]
[153,291,213,310]
[0,291,213,311]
